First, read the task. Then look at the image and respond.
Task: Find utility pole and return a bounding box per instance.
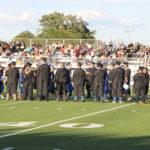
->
[125,30,134,43]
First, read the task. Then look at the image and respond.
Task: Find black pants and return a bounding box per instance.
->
[37,79,49,100]
[56,83,67,100]
[22,83,33,100]
[6,83,18,95]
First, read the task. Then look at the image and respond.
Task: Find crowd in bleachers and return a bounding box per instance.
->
[0,40,150,59]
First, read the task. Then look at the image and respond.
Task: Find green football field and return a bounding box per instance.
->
[0,96,150,150]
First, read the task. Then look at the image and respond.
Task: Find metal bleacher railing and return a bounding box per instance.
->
[13,38,102,50]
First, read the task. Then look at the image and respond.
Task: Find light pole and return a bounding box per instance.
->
[125,30,134,43]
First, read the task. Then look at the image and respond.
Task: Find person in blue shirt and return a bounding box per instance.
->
[49,65,55,95]
[0,65,4,99]
[66,62,73,98]
[18,64,27,99]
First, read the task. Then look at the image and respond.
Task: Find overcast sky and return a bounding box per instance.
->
[0,0,150,44]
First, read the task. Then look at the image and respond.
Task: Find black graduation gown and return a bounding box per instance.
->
[92,69,106,97]
[72,68,86,96]
[133,73,147,96]
[54,68,69,97]
[22,70,34,100]
[36,63,50,99]
[111,67,124,97]
[144,73,149,95]
[125,68,131,85]
[6,67,19,95]
[108,69,115,92]
[86,67,97,92]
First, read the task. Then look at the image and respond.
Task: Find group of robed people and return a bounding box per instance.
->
[0,58,149,104]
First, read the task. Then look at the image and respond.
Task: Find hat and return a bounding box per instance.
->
[41,57,47,62]
[11,61,16,66]
[139,66,144,70]
[97,63,103,68]
[123,62,128,66]
[66,62,71,67]
[77,62,82,66]
[115,61,121,66]
[26,62,32,67]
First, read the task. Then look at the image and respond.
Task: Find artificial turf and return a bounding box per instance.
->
[0,90,150,150]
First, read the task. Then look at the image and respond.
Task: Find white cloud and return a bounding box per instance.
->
[0,12,37,25]
[76,10,102,21]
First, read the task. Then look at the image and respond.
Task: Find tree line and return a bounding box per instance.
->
[15,12,96,39]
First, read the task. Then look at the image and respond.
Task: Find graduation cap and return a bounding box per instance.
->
[26,62,32,67]
[66,62,71,67]
[139,66,144,70]
[77,62,82,66]
[123,62,128,66]
[97,63,103,68]
[115,61,121,66]
[41,57,47,62]
[11,61,16,66]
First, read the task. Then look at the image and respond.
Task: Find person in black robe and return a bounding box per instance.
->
[92,63,106,102]
[6,62,19,100]
[133,67,147,104]
[72,62,86,102]
[36,58,50,101]
[111,61,125,103]
[85,62,97,98]
[54,63,69,102]
[143,67,149,99]
[22,62,34,101]
[108,63,115,100]
[123,62,132,101]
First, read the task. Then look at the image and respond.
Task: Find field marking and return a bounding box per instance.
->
[0,101,30,107]
[0,122,37,127]
[2,147,15,150]
[0,103,135,139]
[60,123,104,128]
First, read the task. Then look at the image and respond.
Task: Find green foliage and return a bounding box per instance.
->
[38,12,96,39]
[15,30,35,38]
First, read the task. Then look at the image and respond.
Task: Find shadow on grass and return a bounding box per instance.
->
[0,131,150,150]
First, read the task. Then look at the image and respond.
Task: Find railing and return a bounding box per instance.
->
[13,38,102,50]
[0,56,149,68]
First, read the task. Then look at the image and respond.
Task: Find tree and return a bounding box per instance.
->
[15,31,35,38]
[38,12,96,39]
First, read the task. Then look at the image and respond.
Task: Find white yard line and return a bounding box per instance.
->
[0,101,30,107]
[0,103,135,139]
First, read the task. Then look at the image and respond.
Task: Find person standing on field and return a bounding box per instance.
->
[55,63,69,102]
[22,62,34,101]
[92,63,106,102]
[123,62,132,101]
[72,62,86,102]
[85,61,97,98]
[6,62,19,101]
[143,67,149,100]
[133,67,147,104]
[36,57,50,101]
[111,61,124,103]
